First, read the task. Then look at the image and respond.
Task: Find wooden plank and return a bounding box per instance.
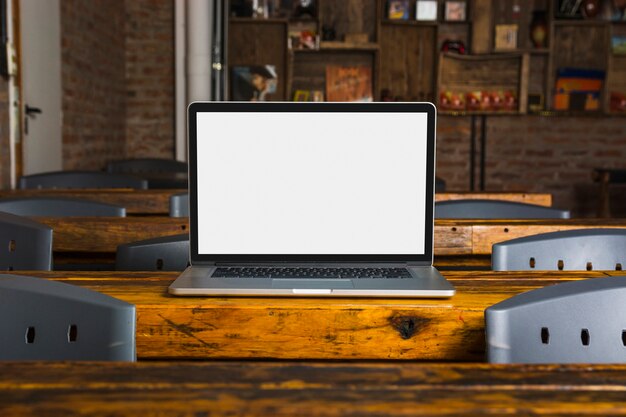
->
[470,219,626,255]
[10,271,621,361]
[0,190,552,214]
[0,189,181,215]
[37,217,626,256]
[3,361,626,416]
[471,0,492,53]
[435,192,552,206]
[38,216,188,253]
[379,23,436,101]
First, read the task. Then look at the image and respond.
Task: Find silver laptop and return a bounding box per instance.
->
[169,102,454,297]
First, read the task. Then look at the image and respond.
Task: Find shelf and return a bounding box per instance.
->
[493,48,550,55]
[319,41,379,51]
[531,110,620,117]
[440,111,523,116]
[229,17,288,24]
[380,19,438,26]
[440,51,525,61]
[553,19,608,26]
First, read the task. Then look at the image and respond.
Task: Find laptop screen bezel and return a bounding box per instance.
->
[188,101,436,264]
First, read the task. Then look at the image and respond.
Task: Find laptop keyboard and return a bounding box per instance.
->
[211,267,412,279]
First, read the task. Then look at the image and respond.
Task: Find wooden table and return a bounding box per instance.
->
[39,217,626,256]
[12,270,626,361]
[2,361,626,416]
[0,189,552,214]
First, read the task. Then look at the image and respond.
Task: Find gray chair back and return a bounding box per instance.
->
[0,212,52,271]
[19,171,148,190]
[435,199,570,219]
[116,234,189,271]
[169,192,189,217]
[486,276,626,363]
[0,274,135,360]
[0,197,126,217]
[107,158,187,174]
[492,228,626,271]
[435,176,446,193]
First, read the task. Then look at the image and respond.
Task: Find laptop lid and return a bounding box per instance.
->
[188,102,436,265]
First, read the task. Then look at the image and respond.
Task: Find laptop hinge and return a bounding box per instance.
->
[406,261,432,267]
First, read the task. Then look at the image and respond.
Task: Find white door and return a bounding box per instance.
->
[19,0,62,174]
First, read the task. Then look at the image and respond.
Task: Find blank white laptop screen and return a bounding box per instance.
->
[196,111,428,255]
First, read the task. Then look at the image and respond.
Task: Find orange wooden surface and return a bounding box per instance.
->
[2,361,626,416]
[12,270,624,361]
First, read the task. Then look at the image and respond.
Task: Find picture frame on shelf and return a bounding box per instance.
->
[231,65,278,101]
[293,90,310,101]
[612,36,626,55]
[528,93,544,113]
[326,66,373,102]
[388,0,410,20]
[444,1,466,21]
[416,0,437,21]
[494,24,518,51]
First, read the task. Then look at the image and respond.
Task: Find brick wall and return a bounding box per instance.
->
[0,78,9,188]
[124,0,175,158]
[61,0,127,170]
[437,115,626,217]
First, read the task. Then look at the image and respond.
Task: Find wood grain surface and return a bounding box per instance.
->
[2,361,626,416]
[9,270,624,361]
[36,217,626,255]
[0,190,552,214]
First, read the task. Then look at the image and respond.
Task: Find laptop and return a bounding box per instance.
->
[169,102,455,297]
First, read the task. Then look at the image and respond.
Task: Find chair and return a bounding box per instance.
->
[169,192,189,217]
[492,228,626,271]
[19,171,148,190]
[435,176,446,193]
[435,199,570,219]
[0,197,126,217]
[106,158,187,175]
[116,234,189,271]
[0,274,135,360]
[485,276,626,363]
[0,212,52,271]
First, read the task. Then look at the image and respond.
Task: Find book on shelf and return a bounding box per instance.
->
[325,66,373,102]
[231,65,278,101]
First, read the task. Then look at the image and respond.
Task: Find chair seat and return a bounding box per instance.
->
[19,171,148,190]
[116,234,189,271]
[435,199,570,219]
[0,197,126,217]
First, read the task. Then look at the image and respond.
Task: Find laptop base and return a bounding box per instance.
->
[169,265,455,297]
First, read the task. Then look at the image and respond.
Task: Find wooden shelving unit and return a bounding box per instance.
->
[225,0,626,116]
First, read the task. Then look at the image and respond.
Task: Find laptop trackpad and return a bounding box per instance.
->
[271,279,354,289]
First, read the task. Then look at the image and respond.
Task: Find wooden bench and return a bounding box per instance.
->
[12,270,624,361]
[0,190,552,215]
[2,361,626,416]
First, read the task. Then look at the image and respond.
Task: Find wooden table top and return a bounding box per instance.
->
[0,189,552,214]
[38,217,626,255]
[3,361,626,416]
[12,270,626,361]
